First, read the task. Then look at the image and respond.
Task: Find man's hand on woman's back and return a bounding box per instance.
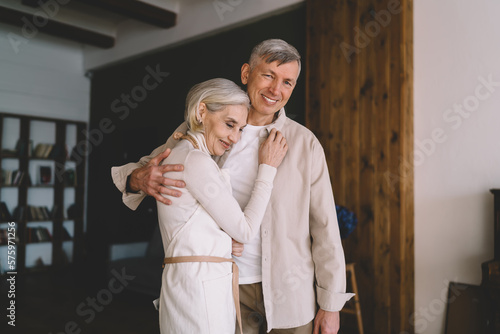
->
[128,148,186,205]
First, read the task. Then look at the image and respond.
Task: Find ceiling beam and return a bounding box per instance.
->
[19,0,40,7]
[21,0,177,28]
[0,5,115,48]
[75,0,177,28]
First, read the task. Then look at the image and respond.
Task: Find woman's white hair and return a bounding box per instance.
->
[249,39,301,76]
[185,78,250,132]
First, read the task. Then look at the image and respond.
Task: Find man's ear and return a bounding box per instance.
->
[241,63,251,85]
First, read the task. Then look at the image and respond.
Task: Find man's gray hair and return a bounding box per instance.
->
[185,78,250,132]
[249,39,301,75]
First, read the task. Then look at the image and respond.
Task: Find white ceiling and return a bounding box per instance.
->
[0,0,304,70]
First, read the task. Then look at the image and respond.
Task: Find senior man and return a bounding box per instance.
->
[112,39,353,334]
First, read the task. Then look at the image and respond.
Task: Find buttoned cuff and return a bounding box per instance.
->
[316,285,355,312]
[111,165,146,211]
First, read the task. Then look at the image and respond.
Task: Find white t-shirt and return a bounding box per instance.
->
[224,124,268,284]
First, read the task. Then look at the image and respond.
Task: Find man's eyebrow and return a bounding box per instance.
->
[268,69,296,84]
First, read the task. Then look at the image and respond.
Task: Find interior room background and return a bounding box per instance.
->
[0,1,499,333]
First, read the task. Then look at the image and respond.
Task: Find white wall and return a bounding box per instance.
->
[414,1,500,333]
[0,22,90,121]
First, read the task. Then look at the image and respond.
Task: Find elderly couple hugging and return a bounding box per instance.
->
[112,39,353,334]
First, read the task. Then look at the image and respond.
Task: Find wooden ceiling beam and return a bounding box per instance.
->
[0,5,115,48]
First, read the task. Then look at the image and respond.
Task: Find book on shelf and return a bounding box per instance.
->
[32,205,51,221]
[1,169,12,185]
[33,143,69,159]
[0,229,7,244]
[13,206,26,221]
[33,143,56,159]
[1,148,18,156]
[0,228,20,245]
[13,205,52,221]
[13,170,26,186]
[0,202,13,221]
[26,226,52,243]
[63,169,76,186]
[1,169,27,186]
[35,227,52,242]
[15,139,33,157]
[49,144,68,159]
[38,166,52,185]
[43,144,53,158]
[33,143,45,158]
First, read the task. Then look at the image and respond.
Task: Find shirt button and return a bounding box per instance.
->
[263,230,268,237]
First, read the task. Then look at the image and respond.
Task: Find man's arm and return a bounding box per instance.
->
[111,122,188,210]
[308,139,355,333]
[129,148,186,203]
[313,310,339,334]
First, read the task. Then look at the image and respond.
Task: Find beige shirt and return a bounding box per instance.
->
[111,109,354,331]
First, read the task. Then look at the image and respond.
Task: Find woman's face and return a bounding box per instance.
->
[199,103,248,156]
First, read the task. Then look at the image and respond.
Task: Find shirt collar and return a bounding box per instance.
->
[265,107,287,131]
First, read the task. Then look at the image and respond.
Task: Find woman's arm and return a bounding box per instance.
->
[183,129,287,243]
[184,151,275,243]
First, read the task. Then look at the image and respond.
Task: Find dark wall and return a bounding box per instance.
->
[86,6,306,269]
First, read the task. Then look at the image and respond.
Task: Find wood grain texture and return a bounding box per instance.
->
[306,0,414,332]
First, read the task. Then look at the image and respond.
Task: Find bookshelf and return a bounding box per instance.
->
[0,112,86,273]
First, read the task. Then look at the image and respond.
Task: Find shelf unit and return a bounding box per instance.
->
[0,112,86,273]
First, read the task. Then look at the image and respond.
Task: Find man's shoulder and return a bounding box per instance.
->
[283,117,310,133]
[283,117,321,144]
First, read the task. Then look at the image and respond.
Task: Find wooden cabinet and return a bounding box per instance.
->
[481,189,500,333]
[0,112,86,273]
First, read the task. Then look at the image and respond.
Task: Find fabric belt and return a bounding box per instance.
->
[163,256,242,334]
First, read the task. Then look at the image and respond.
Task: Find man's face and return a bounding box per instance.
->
[241,58,299,125]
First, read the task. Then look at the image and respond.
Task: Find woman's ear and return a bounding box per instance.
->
[197,102,207,123]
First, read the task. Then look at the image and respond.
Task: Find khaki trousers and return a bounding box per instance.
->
[237,282,313,334]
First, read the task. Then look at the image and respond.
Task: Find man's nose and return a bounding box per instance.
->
[269,80,280,96]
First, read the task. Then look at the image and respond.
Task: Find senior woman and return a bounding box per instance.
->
[156,78,287,334]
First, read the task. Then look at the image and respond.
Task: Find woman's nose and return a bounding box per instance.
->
[228,130,240,143]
